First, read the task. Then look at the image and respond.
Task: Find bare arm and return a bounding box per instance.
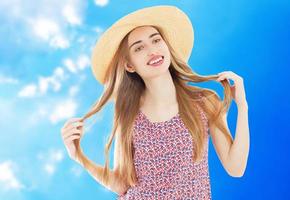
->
[210,103,249,177]
[227,104,249,177]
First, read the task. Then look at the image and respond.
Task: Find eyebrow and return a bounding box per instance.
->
[129,32,160,50]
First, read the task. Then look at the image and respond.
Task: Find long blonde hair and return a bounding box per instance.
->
[75,25,232,189]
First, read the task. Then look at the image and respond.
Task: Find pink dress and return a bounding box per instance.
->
[117,104,211,199]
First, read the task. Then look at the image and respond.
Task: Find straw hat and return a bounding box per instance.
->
[91,5,194,84]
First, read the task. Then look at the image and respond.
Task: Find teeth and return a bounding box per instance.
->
[149,57,163,65]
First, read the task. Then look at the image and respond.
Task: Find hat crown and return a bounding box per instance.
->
[91,5,194,84]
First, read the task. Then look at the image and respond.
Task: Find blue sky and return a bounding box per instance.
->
[0,0,290,199]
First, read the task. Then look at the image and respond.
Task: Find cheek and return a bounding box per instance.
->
[162,44,171,55]
[161,46,171,62]
[130,53,147,66]
[128,53,140,66]
[131,59,142,69]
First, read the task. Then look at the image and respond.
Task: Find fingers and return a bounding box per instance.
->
[61,121,84,135]
[63,132,82,142]
[62,128,83,141]
[62,121,84,133]
[61,120,85,142]
[218,71,233,75]
[62,118,83,130]
[217,75,228,82]
[217,71,232,82]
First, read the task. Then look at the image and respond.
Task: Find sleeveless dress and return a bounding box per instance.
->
[117,104,211,200]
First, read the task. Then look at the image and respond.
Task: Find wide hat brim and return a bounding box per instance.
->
[91,5,194,85]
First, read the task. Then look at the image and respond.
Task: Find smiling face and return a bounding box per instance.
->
[125,26,171,80]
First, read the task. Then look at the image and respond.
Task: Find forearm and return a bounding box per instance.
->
[227,103,250,177]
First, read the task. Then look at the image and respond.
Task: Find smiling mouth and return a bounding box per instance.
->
[147,56,164,66]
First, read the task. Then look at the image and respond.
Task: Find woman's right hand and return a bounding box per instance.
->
[61,118,85,162]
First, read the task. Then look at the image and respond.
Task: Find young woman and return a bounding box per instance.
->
[61,5,249,199]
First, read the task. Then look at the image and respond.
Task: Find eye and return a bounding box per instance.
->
[135,46,143,52]
[153,38,161,43]
[134,38,161,52]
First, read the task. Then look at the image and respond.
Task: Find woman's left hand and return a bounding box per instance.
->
[216,71,248,108]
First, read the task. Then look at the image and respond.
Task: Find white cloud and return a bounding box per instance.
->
[23,95,80,127]
[0,161,25,191]
[70,165,83,177]
[37,107,48,117]
[49,34,70,49]
[51,149,64,162]
[0,74,19,84]
[63,54,90,73]
[0,0,24,20]
[63,58,78,73]
[18,84,37,97]
[94,0,109,7]
[47,67,67,92]
[62,4,82,25]
[38,149,64,176]
[38,77,50,95]
[77,54,90,70]
[54,67,65,77]
[29,17,70,49]
[49,99,78,124]
[44,163,55,175]
[18,66,68,98]
[38,75,61,95]
[32,18,59,40]
[94,26,104,34]
[69,85,79,97]
[0,0,86,49]
[77,36,85,43]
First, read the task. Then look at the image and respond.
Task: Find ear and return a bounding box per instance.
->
[125,62,135,73]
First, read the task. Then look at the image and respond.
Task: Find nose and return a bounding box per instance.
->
[147,50,159,57]
[148,53,157,57]
[146,44,160,57]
